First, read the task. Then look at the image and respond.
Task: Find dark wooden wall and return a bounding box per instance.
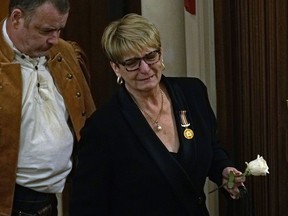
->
[214,1,288,215]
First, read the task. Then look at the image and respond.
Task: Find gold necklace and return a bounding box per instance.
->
[132,90,164,131]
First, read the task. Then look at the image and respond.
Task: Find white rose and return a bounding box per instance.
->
[245,155,269,176]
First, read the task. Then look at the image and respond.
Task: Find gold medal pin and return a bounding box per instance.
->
[180,110,194,139]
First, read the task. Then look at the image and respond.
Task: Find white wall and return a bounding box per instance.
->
[141,0,186,77]
[142,0,216,110]
[142,0,219,215]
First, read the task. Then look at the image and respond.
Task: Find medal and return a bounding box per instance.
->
[184,128,194,139]
[180,110,194,140]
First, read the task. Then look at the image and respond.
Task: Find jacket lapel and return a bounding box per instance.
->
[164,77,198,179]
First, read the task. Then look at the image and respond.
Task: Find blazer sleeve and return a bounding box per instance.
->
[70,112,112,215]
[196,79,234,185]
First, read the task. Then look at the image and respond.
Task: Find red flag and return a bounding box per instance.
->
[185,0,196,15]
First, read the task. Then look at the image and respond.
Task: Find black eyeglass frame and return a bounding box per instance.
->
[118,49,161,72]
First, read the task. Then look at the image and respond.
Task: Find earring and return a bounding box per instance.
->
[161,59,166,71]
[117,76,123,85]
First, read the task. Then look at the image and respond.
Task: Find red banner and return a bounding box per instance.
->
[185,0,196,15]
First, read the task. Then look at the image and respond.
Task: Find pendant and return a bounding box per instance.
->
[184,128,194,139]
[156,124,162,131]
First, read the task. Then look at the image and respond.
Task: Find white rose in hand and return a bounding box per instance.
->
[227,155,269,189]
[244,155,269,176]
[209,154,269,194]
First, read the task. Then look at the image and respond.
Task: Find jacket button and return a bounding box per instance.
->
[57,56,62,62]
[76,92,81,97]
[67,73,73,79]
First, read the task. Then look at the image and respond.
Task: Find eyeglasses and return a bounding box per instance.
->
[119,49,161,72]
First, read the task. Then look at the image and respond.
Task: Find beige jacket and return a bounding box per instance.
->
[0,20,96,216]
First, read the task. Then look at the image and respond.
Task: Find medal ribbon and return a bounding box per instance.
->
[179,110,194,139]
[180,110,190,127]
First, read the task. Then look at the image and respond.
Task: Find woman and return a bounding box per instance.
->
[70,13,244,216]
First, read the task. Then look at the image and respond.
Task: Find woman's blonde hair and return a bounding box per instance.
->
[101,13,161,63]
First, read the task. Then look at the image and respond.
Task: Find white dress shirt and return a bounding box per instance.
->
[3,20,73,193]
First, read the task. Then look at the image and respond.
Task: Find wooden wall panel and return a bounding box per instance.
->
[214,0,288,215]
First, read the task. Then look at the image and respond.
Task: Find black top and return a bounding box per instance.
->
[70,76,233,216]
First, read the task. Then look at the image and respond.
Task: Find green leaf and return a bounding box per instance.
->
[227,171,235,189]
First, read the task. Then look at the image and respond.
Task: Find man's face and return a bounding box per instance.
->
[12,2,69,57]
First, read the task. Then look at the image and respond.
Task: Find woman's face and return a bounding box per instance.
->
[111,48,163,95]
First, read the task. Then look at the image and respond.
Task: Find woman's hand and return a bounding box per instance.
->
[222,167,246,199]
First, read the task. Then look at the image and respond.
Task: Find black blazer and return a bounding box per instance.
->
[70,76,233,216]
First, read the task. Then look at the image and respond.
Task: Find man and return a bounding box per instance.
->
[0,0,96,215]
